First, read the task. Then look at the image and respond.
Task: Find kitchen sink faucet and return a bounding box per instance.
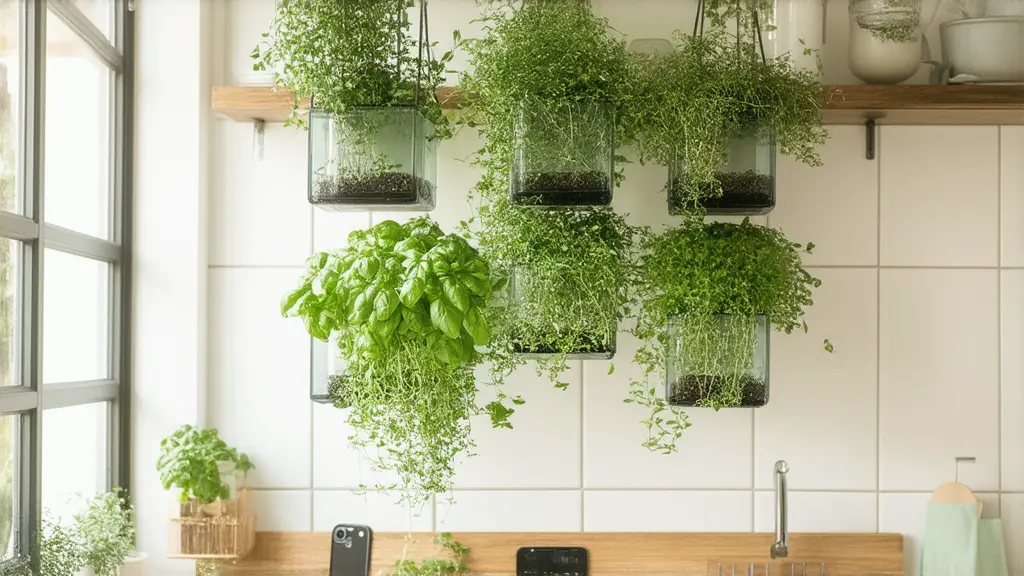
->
[770,460,789,559]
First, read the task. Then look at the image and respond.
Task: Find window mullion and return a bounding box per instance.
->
[22,0,45,570]
[46,0,122,73]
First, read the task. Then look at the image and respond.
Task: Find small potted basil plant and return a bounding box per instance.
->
[157,425,255,559]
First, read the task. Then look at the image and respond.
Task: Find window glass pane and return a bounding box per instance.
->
[43,250,109,383]
[0,238,20,388]
[0,1,21,215]
[42,403,108,521]
[70,0,114,44]
[45,14,111,239]
[0,415,18,561]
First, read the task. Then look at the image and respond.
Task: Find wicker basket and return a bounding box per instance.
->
[166,489,255,559]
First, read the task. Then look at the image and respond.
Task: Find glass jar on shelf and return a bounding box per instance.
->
[848,0,942,84]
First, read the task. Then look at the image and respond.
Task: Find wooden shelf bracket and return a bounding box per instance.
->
[865,118,876,160]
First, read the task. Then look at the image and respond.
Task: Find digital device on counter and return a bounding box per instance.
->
[329,524,373,576]
[516,546,588,576]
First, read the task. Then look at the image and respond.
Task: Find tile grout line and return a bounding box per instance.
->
[251,487,1024,494]
[309,202,316,531]
[997,126,1003,495]
[579,360,585,530]
[875,124,883,533]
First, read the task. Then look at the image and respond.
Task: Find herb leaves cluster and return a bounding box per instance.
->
[157,425,253,504]
[283,218,513,505]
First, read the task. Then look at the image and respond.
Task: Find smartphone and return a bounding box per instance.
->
[329,524,373,576]
[517,547,587,576]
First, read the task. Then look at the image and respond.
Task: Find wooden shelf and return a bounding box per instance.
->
[212,84,1024,126]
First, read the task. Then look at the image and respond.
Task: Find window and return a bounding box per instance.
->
[0,0,132,571]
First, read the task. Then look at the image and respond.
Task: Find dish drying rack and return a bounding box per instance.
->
[707,561,828,575]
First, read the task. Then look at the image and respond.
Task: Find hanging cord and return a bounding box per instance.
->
[416,0,431,108]
[692,0,706,37]
[752,7,767,65]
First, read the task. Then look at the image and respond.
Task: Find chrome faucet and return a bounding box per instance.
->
[770,460,789,559]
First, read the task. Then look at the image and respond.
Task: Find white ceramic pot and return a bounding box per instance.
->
[940,17,1024,81]
[118,552,148,576]
[766,0,826,77]
[848,22,922,83]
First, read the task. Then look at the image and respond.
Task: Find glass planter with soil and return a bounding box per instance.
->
[510,102,615,207]
[308,106,438,211]
[507,265,617,359]
[166,462,255,559]
[310,336,351,408]
[665,314,770,408]
[668,134,776,216]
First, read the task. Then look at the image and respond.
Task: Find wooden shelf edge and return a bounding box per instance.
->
[212,84,1024,126]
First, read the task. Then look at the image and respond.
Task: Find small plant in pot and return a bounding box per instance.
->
[629,219,821,452]
[283,218,517,506]
[627,23,825,216]
[253,0,456,211]
[157,425,255,559]
[74,489,144,576]
[38,514,84,576]
[460,0,633,207]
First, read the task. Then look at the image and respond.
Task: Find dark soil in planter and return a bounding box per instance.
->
[669,170,774,214]
[512,333,614,356]
[668,374,768,408]
[514,171,612,206]
[312,374,350,408]
[311,172,433,206]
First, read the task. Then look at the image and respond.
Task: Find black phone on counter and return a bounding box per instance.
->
[517,547,588,576]
[329,524,373,576]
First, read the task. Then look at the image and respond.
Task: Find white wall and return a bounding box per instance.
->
[136,1,1024,575]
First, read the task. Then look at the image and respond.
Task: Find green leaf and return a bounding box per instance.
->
[607,363,615,375]
[399,276,426,308]
[430,298,464,340]
[347,286,377,325]
[459,272,491,297]
[824,338,835,354]
[442,278,471,313]
[374,289,399,320]
[280,285,309,317]
[425,277,442,301]
[356,256,380,281]
[461,306,490,346]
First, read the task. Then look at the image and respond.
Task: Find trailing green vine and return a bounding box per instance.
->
[387,533,469,576]
[626,27,825,215]
[630,219,823,452]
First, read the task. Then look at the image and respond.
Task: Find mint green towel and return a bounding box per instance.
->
[922,502,979,576]
[976,519,1008,576]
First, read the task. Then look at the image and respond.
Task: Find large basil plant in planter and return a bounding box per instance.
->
[254,0,454,211]
[629,219,824,453]
[283,218,517,505]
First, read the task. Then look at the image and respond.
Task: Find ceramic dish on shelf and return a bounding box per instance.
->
[940,17,1024,83]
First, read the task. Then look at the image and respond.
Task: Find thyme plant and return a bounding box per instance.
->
[630,220,821,452]
[74,490,136,576]
[853,0,921,43]
[627,27,825,215]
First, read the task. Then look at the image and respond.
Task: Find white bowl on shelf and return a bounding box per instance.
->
[940,17,1024,82]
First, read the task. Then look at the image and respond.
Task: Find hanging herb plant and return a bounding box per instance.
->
[630,219,822,452]
[627,24,825,216]
[459,0,640,388]
[253,0,457,210]
[461,0,634,206]
[852,0,920,43]
[283,218,517,505]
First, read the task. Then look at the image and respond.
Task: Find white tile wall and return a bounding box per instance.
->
[206,3,1024,574]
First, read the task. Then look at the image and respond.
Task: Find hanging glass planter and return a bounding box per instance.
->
[510,102,615,207]
[665,314,770,409]
[308,107,438,211]
[310,335,351,407]
[668,133,776,216]
[507,265,616,358]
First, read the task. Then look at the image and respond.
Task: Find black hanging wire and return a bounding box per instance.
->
[691,0,767,66]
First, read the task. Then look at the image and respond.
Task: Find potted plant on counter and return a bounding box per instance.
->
[157,425,255,559]
[627,23,825,216]
[283,218,516,505]
[75,489,145,576]
[629,219,822,452]
[253,0,456,211]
